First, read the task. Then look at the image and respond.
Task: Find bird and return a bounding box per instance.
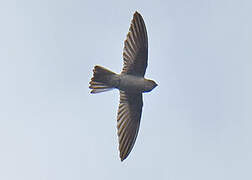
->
[89,11,157,161]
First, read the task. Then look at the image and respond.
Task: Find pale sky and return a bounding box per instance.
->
[0,0,251,180]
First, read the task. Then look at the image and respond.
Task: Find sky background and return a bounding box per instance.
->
[0,0,252,179]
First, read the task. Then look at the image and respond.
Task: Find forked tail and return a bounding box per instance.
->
[89,65,118,93]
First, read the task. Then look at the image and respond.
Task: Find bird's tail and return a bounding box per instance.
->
[89,65,119,93]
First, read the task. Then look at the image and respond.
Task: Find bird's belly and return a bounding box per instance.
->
[117,75,145,93]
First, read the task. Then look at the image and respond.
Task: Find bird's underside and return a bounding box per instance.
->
[89,11,152,161]
[117,11,148,161]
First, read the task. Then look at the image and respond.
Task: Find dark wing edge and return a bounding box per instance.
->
[122,11,148,77]
[117,91,143,161]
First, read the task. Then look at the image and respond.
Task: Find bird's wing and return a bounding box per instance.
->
[117,91,143,161]
[121,11,148,77]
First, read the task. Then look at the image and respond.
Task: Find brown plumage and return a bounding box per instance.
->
[89,11,157,161]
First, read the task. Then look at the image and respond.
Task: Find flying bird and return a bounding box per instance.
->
[89,11,157,161]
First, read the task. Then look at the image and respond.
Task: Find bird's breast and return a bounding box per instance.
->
[117,75,145,93]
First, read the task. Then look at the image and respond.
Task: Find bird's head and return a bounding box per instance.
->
[143,79,158,92]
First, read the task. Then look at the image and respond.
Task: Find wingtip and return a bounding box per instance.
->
[119,149,130,162]
[120,155,126,162]
[134,11,141,16]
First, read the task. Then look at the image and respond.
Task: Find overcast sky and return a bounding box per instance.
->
[0,0,251,180]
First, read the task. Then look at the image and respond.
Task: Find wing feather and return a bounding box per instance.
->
[122,11,148,77]
[117,91,143,161]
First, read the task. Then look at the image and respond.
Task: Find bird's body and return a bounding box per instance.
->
[89,11,157,161]
[118,74,156,93]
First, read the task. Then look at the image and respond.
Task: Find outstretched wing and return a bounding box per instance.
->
[122,11,148,77]
[117,91,143,161]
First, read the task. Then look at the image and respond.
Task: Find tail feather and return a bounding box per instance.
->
[89,81,112,93]
[90,88,112,94]
[89,65,118,94]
